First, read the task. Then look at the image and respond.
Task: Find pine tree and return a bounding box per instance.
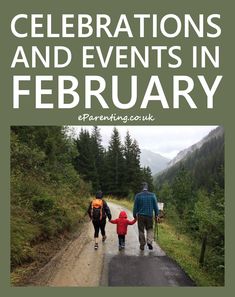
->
[91,126,104,190]
[74,129,98,190]
[171,166,195,232]
[106,127,125,196]
[123,131,142,195]
[141,166,154,192]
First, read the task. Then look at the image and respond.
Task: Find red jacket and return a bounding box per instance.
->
[110,211,136,235]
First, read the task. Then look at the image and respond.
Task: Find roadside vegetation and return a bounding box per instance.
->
[157,221,218,286]
[11,126,91,284]
[154,128,224,286]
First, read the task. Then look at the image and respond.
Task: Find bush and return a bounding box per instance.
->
[11,210,40,267]
[32,195,55,213]
[37,216,60,238]
[204,245,224,283]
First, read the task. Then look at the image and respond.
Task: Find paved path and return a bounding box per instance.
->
[31,202,195,287]
[101,202,195,287]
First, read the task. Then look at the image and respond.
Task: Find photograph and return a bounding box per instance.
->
[10,125,224,287]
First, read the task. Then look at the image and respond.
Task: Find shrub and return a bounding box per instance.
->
[32,195,55,213]
[11,211,40,267]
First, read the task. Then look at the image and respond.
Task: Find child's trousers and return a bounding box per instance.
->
[118,235,125,246]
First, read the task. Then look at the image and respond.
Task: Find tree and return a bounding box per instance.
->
[74,129,98,190]
[158,182,173,205]
[141,166,154,192]
[105,127,125,196]
[123,132,142,195]
[11,126,77,177]
[194,188,224,280]
[172,166,194,213]
[91,126,105,190]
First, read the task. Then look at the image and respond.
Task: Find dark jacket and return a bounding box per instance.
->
[110,211,136,235]
[87,198,112,221]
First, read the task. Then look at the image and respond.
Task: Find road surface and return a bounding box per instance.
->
[30,202,195,287]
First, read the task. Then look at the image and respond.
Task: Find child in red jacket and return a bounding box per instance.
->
[110,211,136,250]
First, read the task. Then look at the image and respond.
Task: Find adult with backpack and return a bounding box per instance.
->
[87,191,112,250]
[133,182,159,251]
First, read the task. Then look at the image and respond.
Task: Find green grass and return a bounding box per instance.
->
[157,222,219,286]
[107,196,134,211]
[107,197,220,286]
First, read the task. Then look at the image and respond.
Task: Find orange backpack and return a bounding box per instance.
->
[91,199,103,221]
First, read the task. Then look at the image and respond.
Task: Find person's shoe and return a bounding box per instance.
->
[147,243,153,250]
[102,235,107,242]
[119,245,122,251]
[94,243,98,250]
[121,245,125,249]
[140,245,145,251]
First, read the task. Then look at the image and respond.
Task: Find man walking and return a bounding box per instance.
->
[133,182,159,250]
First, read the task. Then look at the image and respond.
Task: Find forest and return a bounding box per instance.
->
[10,126,152,269]
[73,126,153,196]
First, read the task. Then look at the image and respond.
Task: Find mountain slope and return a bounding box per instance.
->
[155,126,224,190]
[140,149,170,174]
[167,126,223,167]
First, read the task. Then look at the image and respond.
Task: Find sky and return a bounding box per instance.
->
[69,125,218,160]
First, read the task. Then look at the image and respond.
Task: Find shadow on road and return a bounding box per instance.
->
[107,254,196,287]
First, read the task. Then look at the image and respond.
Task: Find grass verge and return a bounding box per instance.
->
[157,222,218,286]
[107,197,134,211]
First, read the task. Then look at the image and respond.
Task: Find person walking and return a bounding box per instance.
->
[87,191,112,250]
[110,211,136,250]
[133,182,159,250]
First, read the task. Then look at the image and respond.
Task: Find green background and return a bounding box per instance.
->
[0,0,233,295]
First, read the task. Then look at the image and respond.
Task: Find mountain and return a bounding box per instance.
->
[167,126,223,167]
[140,149,170,174]
[155,126,224,190]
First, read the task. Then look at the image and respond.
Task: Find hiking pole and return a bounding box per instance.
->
[154,218,158,241]
[156,219,159,241]
[154,217,159,241]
